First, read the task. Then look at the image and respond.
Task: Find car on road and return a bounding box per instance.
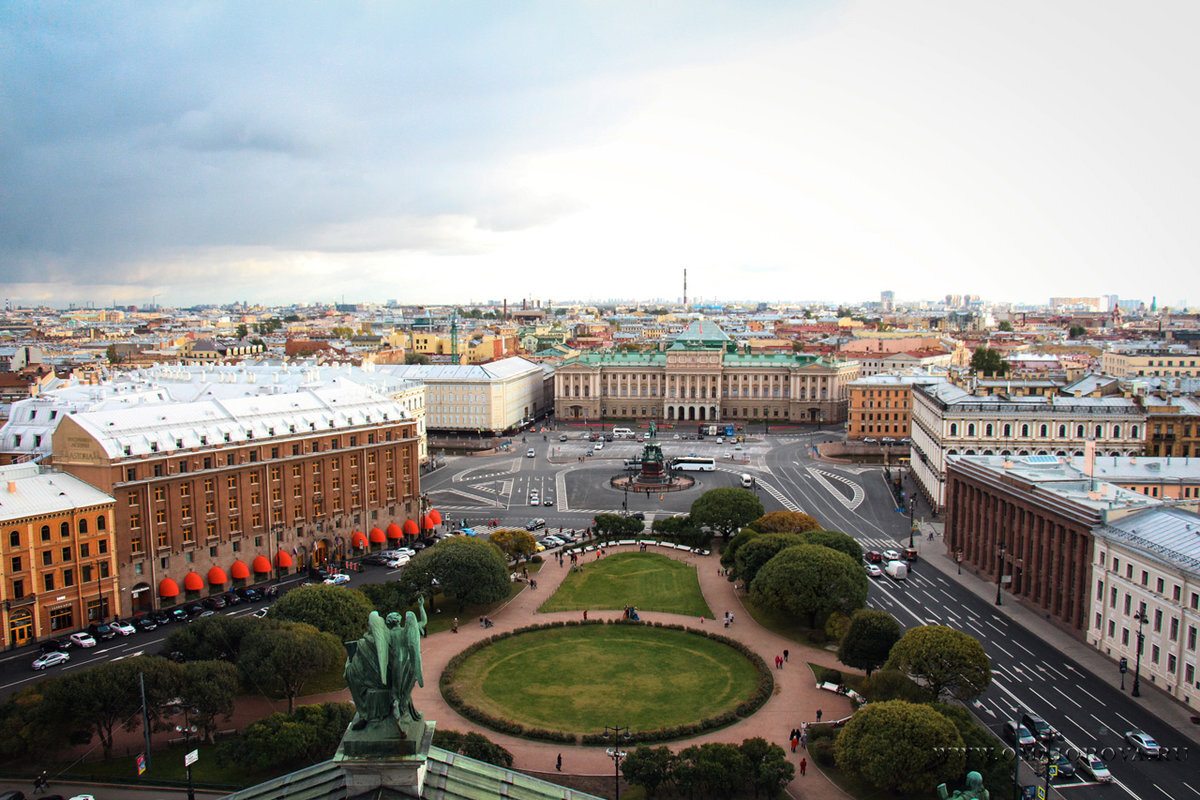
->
[69,632,97,648]
[527,518,546,531]
[543,496,554,506]
[236,587,262,602]
[882,549,902,562]
[252,607,270,619]
[110,620,136,636]
[203,595,227,610]
[864,550,883,563]
[88,622,116,640]
[559,434,568,441]
[324,573,352,585]
[865,564,884,578]
[903,548,919,562]
[362,553,391,566]
[384,555,411,568]
[863,437,877,443]
[133,613,158,632]
[1044,750,1075,781]
[1124,730,1161,758]
[623,511,645,521]
[593,441,604,451]
[39,638,71,654]
[32,651,70,671]
[222,592,243,606]
[1075,752,1112,783]
[527,448,536,458]
[1002,720,1036,748]
[881,437,896,444]
[529,494,540,505]
[1021,712,1054,742]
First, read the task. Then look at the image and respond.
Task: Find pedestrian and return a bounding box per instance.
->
[479,616,485,628]
[799,758,807,776]
[729,612,734,625]
[583,609,588,621]
[452,618,459,634]
[790,734,798,753]
[556,753,562,772]
[816,709,822,722]
[800,730,807,749]
[783,649,789,663]
[775,655,782,669]
[34,771,47,794]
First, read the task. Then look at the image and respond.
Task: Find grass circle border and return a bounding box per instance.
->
[439,618,774,745]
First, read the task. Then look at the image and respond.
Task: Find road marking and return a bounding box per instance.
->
[804,467,865,510]
[754,479,802,512]
[1180,781,1200,797]
[1051,685,1082,708]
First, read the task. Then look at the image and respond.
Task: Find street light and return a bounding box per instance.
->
[602,725,631,800]
[995,541,1007,605]
[1131,609,1148,697]
[907,497,916,549]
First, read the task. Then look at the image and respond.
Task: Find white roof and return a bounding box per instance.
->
[0,462,115,522]
[373,356,543,383]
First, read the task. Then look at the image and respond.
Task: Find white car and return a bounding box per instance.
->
[385,555,411,568]
[529,495,540,505]
[69,632,97,648]
[865,564,884,578]
[110,620,136,636]
[323,573,352,585]
[526,448,536,458]
[882,549,902,562]
[1075,752,1112,783]
[252,607,270,619]
[32,651,70,670]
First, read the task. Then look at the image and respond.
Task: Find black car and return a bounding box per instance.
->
[39,638,71,654]
[133,613,158,632]
[171,608,189,623]
[203,595,227,610]
[236,587,262,602]
[223,592,243,606]
[153,611,173,626]
[88,622,117,640]
[362,553,391,566]
[185,604,206,618]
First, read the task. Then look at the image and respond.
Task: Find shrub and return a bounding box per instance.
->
[865,669,928,703]
[815,666,844,685]
[809,737,837,767]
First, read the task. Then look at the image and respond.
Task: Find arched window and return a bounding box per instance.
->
[1113,425,1121,438]
[1058,425,1067,437]
[60,522,70,538]
[1131,425,1140,439]
[40,525,50,542]
[1020,424,1029,437]
[79,518,88,535]
[1040,424,1048,437]
[97,515,106,531]
[949,423,958,436]
[1095,424,1103,439]
[985,424,994,437]
[967,423,976,436]
[1076,424,1085,438]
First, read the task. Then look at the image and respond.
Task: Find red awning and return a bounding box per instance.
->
[421,514,434,530]
[207,566,228,585]
[275,550,294,568]
[230,560,250,580]
[252,555,272,573]
[158,578,180,598]
[369,527,386,543]
[386,522,403,540]
[428,509,442,526]
[403,519,419,536]
[183,571,204,592]
[351,531,367,548]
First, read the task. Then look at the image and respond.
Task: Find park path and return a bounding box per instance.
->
[410,541,855,800]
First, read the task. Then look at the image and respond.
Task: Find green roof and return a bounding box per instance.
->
[668,320,734,350]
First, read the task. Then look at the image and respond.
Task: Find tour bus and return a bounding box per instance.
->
[612,427,634,438]
[671,456,716,472]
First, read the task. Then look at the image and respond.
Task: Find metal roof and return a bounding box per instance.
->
[0,462,115,522]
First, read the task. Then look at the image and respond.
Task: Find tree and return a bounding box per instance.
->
[0,684,75,761]
[269,583,375,642]
[834,700,966,795]
[690,488,764,540]
[739,737,795,798]
[359,580,424,616]
[884,625,992,701]
[651,514,710,549]
[488,528,538,563]
[622,745,676,798]
[969,347,1008,376]
[433,730,514,767]
[733,533,807,585]
[179,660,240,743]
[404,535,510,611]
[238,622,344,712]
[219,702,354,771]
[931,703,1015,798]
[105,344,121,364]
[720,528,760,569]
[593,513,645,537]
[164,614,260,662]
[235,323,248,339]
[803,529,863,564]
[997,320,1014,332]
[749,511,820,534]
[1069,324,1086,339]
[750,544,868,627]
[838,609,902,676]
[404,352,431,365]
[675,742,749,799]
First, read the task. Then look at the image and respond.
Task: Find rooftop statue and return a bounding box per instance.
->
[344,596,427,731]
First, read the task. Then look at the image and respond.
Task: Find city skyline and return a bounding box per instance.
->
[4,1,1200,308]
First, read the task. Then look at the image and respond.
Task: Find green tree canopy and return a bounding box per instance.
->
[622,746,676,798]
[0,684,72,761]
[651,514,710,548]
[218,702,354,771]
[930,703,1015,798]
[690,488,764,540]
[719,528,761,569]
[269,583,375,642]
[675,742,749,800]
[359,580,423,616]
[238,621,344,712]
[1069,324,1086,338]
[733,533,807,585]
[838,609,902,676]
[164,614,261,662]
[488,528,538,563]
[179,660,240,743]
[593,513,646,537]
[749,544,868,627]
[432,730,514,767]
[970,346,1009,376]
[738,737,795,798]
[997,320,1014,332]
[404,535,511,611]
[748,511,821,534]
[404,352,431,364]
[803,529,863,564]
[884,625,992,701]
[834,700,966,794]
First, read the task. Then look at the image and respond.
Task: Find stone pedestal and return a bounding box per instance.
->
[334,718,435,795]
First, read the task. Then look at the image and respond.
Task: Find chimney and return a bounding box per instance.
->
[7,481,16,493]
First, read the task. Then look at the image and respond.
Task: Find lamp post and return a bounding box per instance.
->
[995,541,1006,605]
[908,498,916,549]
[603,725,630,800]
[1131,609,1147,697]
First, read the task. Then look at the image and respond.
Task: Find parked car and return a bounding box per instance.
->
[1021,712,1054,742]
[865,564,884,578]
[69,632,97,648]
[1044,750,1075,781]
[223,592,243,606]
[133,614,158,632]
[153,611,174,626]
[203,596,227,610]
[1002,720,1036,748]
[1124,730,1161,758]
[384,555,410,568]
[88,622,116,640]
[39,638,71,654]
[1075,752,1112,782]
[324,573,352,585]
[863,437,878,443]
[236,587,262,602]
[32,651,70,671]
[171,608,189,623]
[110,620,136,636]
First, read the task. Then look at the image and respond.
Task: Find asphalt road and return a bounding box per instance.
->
[5,428,1192,800]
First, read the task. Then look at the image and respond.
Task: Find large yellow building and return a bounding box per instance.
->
[554,321,859,424]
[1102,348,1200,378]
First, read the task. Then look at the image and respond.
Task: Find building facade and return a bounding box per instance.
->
[846,373,946,440]
[0,462,119,648]
[911,381,1145,509]
[375,357,547,432]
[1102,348,1200,378]
[554,321,860,425]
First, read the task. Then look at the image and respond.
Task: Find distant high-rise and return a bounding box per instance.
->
[880,290,895,312]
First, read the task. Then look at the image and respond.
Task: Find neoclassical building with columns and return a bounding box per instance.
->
[553,321,859,425]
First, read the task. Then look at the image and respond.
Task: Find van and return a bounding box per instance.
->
[884,560,908,580]
[740,473,754,488]
[612,427,633,438]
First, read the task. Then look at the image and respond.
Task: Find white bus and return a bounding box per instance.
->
[672,456,716,472]
[612,427,634,438]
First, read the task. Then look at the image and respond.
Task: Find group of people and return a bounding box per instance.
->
[621,606,640,620]
[773,648,791,669]
[723,610,736,627]
[479,616,495,628]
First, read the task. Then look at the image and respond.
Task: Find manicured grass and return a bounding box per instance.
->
[538,552,712,617]
[448,625,759,733]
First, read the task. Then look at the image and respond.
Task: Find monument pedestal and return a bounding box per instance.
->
[334,718,436,795]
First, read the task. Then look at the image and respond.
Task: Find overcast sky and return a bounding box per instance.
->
[3,1,1198,309]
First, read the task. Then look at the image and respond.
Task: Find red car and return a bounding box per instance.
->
[864,550,883,564]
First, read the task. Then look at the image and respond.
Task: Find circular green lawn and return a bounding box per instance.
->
[444,625,761,734]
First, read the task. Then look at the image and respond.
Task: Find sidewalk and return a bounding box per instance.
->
[410,542,855,800]
[918,517,1200,748]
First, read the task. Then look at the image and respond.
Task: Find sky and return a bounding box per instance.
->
[2,1,1199,310]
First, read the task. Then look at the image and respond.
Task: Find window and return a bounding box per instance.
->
[49,606,72,631]
[1142,570,1149,586]
[183,527,195,544]
[11,530,20,547]
[271,467,281,481]
[155,509,166,525]
[130,514,141,529]
[131,536,144,555]
[180,484,190,497]
[1151,644,1160,664]
[181,504,192,519]
[1157,577,1165,594]
[63,568,74,587]
[154,486,165,501]
[10,556,20,572]
[1188,626,1197,651]
[227,475,237,489]
[1154,609,1162,632]
[1121,628,1129,645]
[1170,617,1179,641]
[204,479,214,493]
[60,522,69,538]
[43,573,55,591]
[1124,594,1131,615]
